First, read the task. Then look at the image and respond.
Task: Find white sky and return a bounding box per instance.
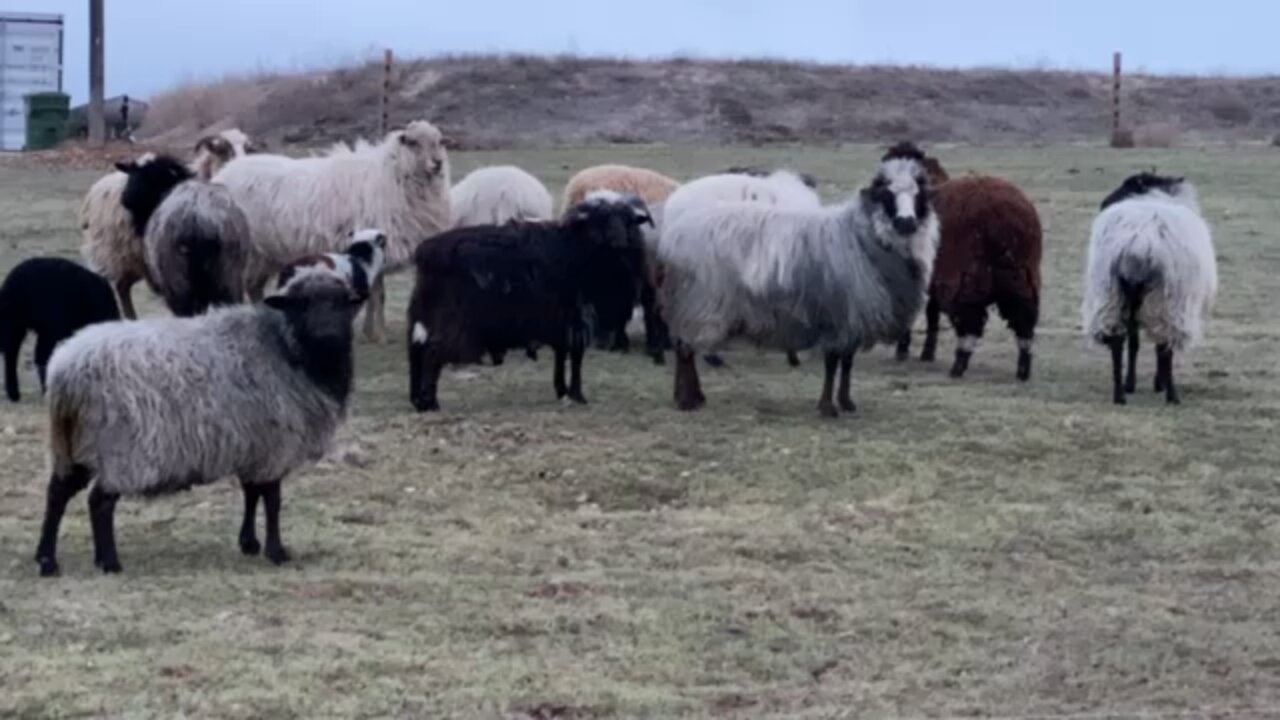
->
[6,0,1276,103]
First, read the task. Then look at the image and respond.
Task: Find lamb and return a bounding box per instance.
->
[80,129,257,319]
[894,160,1044,381]
[655,142,939,416]
[722,165,819,190]
[2,258,121,402]
[212,120,452,342]
[560,164,681,361]
[34,271,362,577]
[115,154,254,316]
[276,228,388,307]
[1081,172,1217,405]
[450,165,553,227]
[407,194,653,412]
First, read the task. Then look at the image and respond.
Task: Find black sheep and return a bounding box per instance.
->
[1,257,121,402]
[407,194,653,412]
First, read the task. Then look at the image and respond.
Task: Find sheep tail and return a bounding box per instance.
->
[46,389,78,477]
[185,231,226,313]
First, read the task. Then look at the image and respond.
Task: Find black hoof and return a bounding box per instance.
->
[839,398,857,413]
[240,535,261,556]
[265,545,291,566]
[675,394,705,411]
[703,354,726,368]
[919,350,936,363]
[567,392,588,405]
[37,557,59,577]
[411,396,440,413]
[95,558,122,574]
[787,352,802,367]
[1113,395,1127,405]
[818,402,839,419]
[650,352,666,366]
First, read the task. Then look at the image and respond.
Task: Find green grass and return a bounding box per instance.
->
[2,144,1279,719]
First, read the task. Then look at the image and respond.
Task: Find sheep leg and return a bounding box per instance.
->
[34,465,92,577]
[238,480,262,556]
[1157,343,1180,405]
[3,327,21,402]
[34,334,57,394]
[786,351,801,367]
[489,348,506,366]
[894,331,911,362]
[950,306,987,379]
[920,297,941,362]
[88,484,122,574]
[703,353,727,368]
[818,351,840,418]
[1108,335,1126,405]
[673,341,705,411]
[641,280,669,365]
[114,277,138,320]
[525,344,539,362]
[362,275,386,343]
[837,351,857,413]
[568,328,588,404]
[1153,345,1165,393]
[1124,315,1140,394]
[553,343,569,400]
[411,349,443,413]
[260,480,291,565]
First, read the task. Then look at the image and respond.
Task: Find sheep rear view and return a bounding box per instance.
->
[34,272,361,577]
[896,171,1043,381]
[407,195,653,412]
[450,165,553,227]
[1,257,121,402]
[656,143,939,417]
[1082,172,1216,405]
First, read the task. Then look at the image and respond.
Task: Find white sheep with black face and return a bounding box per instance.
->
[213,120,452,342]
[655,142,939,417]
[1082,172,1217,405]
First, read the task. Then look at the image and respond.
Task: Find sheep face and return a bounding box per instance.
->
[1100,172,1186,210]
[865,156,932,238]
[115,155,195,237]
[267,272,363,345]
[568,195,653,250]
[394,120,448,181]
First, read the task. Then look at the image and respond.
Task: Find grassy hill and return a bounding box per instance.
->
[136,54,1280,149]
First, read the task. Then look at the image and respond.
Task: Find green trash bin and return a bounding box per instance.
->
[24,92,71,151]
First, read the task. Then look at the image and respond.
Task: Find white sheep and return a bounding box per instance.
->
[80,129,257,319]
[33,271,362,577]
[1082,172,1217,405]
[656,143,939,417]
[212,120,451,342]
[660,169,821,231]
[450,165,553,227]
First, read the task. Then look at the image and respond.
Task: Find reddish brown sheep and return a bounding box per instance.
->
[897,162,1043,381]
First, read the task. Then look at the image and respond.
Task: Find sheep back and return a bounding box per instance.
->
[143,182,256,316]
[80,171,142,284]
[450,165,553,227]
[1082,194,1216,351]
[562,165,679,211]
[45,305,346,492]
[930,176,1042,313]
[661,171,821,231]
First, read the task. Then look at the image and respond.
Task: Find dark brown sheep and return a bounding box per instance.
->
[897,163,1043,381]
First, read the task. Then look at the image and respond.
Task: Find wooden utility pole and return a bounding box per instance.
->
[380,49,393,135]
[88,0,105,145]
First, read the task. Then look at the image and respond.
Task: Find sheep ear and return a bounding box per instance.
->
[114,161,135,174]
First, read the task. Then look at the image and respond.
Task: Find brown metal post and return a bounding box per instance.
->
[1111,51,1122,142]
[88,0,105,145]
[381,49,393,135]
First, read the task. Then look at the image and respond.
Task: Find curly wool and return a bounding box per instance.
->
[1082,183,1216,352]
[450,165,553,227]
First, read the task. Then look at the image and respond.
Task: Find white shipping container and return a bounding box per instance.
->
[0,12,64,151]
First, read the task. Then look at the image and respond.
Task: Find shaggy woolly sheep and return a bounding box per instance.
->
[212,120,452,342]
[34,271,362,577]
[1082,172,1216,405]
[407,194,653,412]
[450,165,553,227]
[722,165,819,190]
[895,161,1044,381]
[80,129,257,319]
[115,154,254,316]
[2,258,120,402]
[656,142,939,416]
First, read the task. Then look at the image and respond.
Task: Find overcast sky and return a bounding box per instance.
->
[6,0,1277,103]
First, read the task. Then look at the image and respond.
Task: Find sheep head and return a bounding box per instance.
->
[394,120,449,182]
[115,154,195,237]
[866,143,935,239]
[567,194,652,251]
[1100,171,1188,210]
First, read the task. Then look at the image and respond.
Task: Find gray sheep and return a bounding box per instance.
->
[34,271,362,577]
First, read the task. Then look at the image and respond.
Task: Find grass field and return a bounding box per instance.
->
[2,144,1279,719]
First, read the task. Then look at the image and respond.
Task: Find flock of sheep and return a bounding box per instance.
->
[0,119,1218,576]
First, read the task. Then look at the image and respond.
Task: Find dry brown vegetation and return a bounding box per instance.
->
[133,54,1280,150]
[2,144,1279,718]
